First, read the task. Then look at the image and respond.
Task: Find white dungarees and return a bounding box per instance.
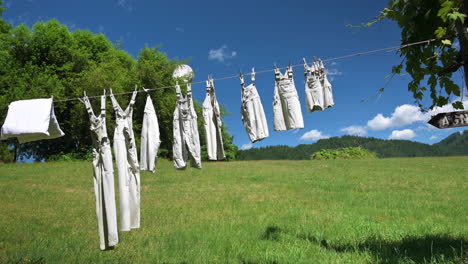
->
[110,90,140,232]
[173,84,202,169]
[203,77,225,160]
[273,65,304,131]
[82,92,118,250]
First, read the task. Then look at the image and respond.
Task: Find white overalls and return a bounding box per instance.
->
[140,93,161,173]
[82,92,118,250]
[240,74,269,143]
[110,90,140,231]
[173,84,202,169]
[319,60,335,109]
[202,78,225,160]
[273,66,304,131]
[304,61,325,112]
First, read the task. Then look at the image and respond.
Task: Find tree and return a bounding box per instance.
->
[376,0,468,109]
[0,8,238,162]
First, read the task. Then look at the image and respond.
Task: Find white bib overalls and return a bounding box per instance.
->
[273,66,304,131]
[110,90,140,232]
[82,92,118,250]
[202,78,225,160]
[173,84,202,169]
[240,76,269,143]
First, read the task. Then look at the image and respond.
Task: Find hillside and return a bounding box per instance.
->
[434,131,468,156]
[238,131,468,160]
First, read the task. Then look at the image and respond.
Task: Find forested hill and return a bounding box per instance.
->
[238,131,468,160]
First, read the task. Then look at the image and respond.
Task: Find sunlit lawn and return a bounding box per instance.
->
[0,157,467,263]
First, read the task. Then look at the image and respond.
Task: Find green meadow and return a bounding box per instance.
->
[0,157,467,263]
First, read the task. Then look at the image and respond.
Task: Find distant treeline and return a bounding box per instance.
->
[238,131,468,160]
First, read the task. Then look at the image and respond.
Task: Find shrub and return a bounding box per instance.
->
[311,146,378,160]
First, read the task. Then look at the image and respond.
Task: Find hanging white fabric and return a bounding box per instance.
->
[273,65,304,131]
[304,60,325,112]
[202,77,226,160]
[319,60,335,109]
[110,89,140,232]
[240,69,269,143]
[173,83,202,169]
[81,91,119,250]
[1,97,65,143]
[140,90,161,173]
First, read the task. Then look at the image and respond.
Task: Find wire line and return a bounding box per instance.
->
[1,38,436,107]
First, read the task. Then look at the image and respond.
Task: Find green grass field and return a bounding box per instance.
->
[0,157,467,263]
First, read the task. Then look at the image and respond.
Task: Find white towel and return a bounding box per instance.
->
[1,98,65,143]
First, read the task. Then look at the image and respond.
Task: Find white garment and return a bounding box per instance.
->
[273,66,304,131]
[82,93,118,250]
[173,84,202,169]
[241,81,269,143]
[110,91,140,232]
[140,94,161,173]
[1,98,65,143]
[202,79,225,160]
[319,60,335,109]
[304,61,325,113]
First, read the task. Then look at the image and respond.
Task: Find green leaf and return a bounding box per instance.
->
[434,27,447,39]
[441,39,452,45]
[447,11,466,24]
[452,101,464,109]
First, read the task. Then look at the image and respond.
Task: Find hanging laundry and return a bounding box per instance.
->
[304,60,325,112]
[1,98,65,143]
[319,60,335,109]
[202,77,226,161]
[173,83,202,169]
[273,65,304,131]
[140,90,161,173]
[240,69,269,143]
[110,89,140,232]
[81,91,118,250]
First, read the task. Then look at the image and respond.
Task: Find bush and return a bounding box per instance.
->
[311,146,378,160]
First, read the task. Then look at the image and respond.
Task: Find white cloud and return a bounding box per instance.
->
[367,104,427,130]
[325,62,342,82]
[241,143,253,150]
[300,130,330,141]
[208,45,237,63]
[341,125,367,136]
[429,135,438,141]
[388,129,416,140]
[117,0,134,12]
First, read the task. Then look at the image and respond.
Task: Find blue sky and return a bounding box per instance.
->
[3,0,467,150]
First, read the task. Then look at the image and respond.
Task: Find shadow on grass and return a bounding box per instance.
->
[298,233,467,264]
[258,226,466,263]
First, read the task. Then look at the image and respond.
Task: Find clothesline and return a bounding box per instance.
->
[0,38,436,107]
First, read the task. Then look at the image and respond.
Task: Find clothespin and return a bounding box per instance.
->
[251,67,256,82]
[303,58,309,75]
[288,60,293,77]
[134,84,138,91]
[101,89,106,111]
[109,88,113,95]
[206,75,212,92]
[142,87,149,93]
[239,70,244,86]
